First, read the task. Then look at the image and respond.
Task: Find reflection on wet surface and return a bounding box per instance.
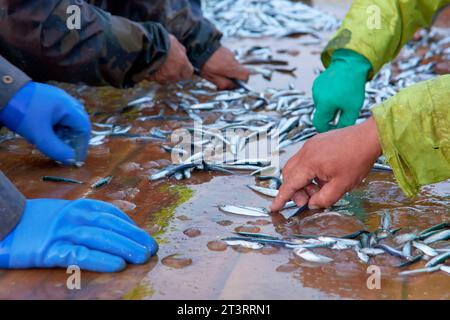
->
[0,2,448,300]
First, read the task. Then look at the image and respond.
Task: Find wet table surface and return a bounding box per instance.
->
[0,2,449,300]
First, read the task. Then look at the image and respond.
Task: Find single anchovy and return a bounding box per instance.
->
[425,251,450,268]
[360,248,385,256]
[394,232,418,244]
[214,92,248,101]
[91,175,112,189]
[419,222,449,235]
[224,240,263,250]
[399,264,442,276]
[417,229,444,241]
[412,241,438,257]
[233,232,280,240]
[394,254,423,268]
[219,164,262,171]
[294,248,333,263]
[375,244,404,258]
[222,236,295,246]
[218,205,270,217]
[127,96,152,107]
[423,229,450,244]
[287,242,334,249]
[247,184,278,197]
[42,176,83,184]
[318,236,360,247]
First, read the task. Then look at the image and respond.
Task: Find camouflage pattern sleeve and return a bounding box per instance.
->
[0,55,31,110]
[0,0,170,88]
[91,0,223,70]
[0,171,26,241]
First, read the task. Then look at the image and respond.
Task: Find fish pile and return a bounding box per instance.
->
[203,0,339,38]
[221,213,450,276]
[146,28,450,181]
[148,82,390,181]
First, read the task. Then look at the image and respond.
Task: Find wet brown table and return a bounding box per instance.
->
[0,3,449,300]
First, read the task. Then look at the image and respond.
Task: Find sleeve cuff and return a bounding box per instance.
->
[186,19,223,70]
[0,171,26,241]
[0,56,31,111]
[372,104,419,197]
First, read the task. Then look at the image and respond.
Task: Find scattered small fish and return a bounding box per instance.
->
[91,175,112,189]
[42,176,83,184]
[218,205,270,217]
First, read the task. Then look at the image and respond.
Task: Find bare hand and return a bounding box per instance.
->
[200,46,250,90]
[148,35,194,84]
[271,117,382,211]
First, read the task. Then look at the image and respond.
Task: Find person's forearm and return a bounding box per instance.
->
[0,171,26,240]
[92,0,223,69]
[321,0,450,79]
[0,56,31,110]
[0,0,170,88]
[372,75,450,197]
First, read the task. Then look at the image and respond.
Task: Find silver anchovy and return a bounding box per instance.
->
[412,241,438,257]
[247,184,278,197]
[399,264,443,276]
[423,230,450,244]
[293,248,333,263]
[218,205,270,217]
[224,240,264,250]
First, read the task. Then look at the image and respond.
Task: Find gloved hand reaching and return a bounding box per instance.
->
[312,49,372,132]
[0,199,158,272]
[0,81,91,165]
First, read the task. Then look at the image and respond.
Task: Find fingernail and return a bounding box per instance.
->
[309,204,319,209]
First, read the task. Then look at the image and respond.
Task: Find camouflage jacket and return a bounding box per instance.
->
[0,0,222,91]
[0,56,28,240]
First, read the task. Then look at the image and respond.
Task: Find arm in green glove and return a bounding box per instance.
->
[322,0,450,78]
[372,75,450,197]
[312,49,372,132]
[313,0,450,133]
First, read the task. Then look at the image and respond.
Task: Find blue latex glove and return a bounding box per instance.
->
[0,82,91,165]
[0,199,158,272]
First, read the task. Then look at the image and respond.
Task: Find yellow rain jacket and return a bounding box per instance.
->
[322,0,450,196]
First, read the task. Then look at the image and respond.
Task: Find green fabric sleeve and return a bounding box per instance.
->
[372,75,450,197]
[322,0,450,79]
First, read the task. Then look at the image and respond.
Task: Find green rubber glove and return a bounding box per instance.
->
[312,49,372,132]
